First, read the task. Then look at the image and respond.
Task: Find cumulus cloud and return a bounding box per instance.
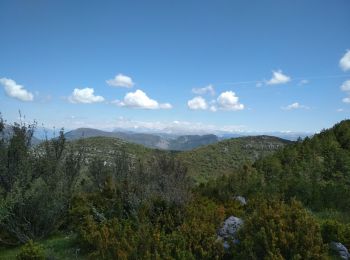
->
[340,50,350,71]
[106,73,134,88]
[0,77,34,101]
[116,89,172,109]
[215,91,244,111]
[340,80,350,103]
[340,80,350,92]
[266,70,291,85]
[192,84,215,96]
[188,91,244,112]
[187,96,208,110]
[69,88,105,104]
[282,102,309,110]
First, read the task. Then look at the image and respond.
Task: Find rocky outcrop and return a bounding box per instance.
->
[217,216,243,249]
[330,242,350,260]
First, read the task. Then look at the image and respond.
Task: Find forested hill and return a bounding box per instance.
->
[64,128,219,151]
[177,135,291,183]
[251,119,350,212]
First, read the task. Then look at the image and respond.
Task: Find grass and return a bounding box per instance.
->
[0,233,87,260]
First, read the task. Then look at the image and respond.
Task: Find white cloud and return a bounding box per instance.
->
[216,91,244,111]
[340,50,350,71]
[343,97,350,104]
[340,80,350,104]
[111,117,246,134]
[159,103,172,109]
[192,84,215,96]
[209,105,217,112]
[266,70,291,85]
[187,96,208,110]
[106,73,134,88]
[188,91,244,112]
[116,89,172,109]
[337,108,344,112]
[340,80,350,92]
[282,102,309,110]
[69,88,105,104]
[0,77,34,101]
[298,79,309,86]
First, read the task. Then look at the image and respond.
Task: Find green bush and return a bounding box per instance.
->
[321,220,350,248]
[16,240,45,260]
[233,199,327,259]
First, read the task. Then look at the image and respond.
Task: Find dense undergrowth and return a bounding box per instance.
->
[1,115,350,259]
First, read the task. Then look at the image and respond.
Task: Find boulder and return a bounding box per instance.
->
[330,242,350,260]
[217,216,243,249]
[234,196,247,205]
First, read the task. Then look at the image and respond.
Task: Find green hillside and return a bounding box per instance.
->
[177,135,291,183]
[67,136,161,162]
[2,117,350,259]
[64,128,219,151]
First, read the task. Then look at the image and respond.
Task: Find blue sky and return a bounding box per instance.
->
[1,0,350,134]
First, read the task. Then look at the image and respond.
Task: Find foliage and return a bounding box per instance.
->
[2,115,350,259]
[0,118,84,244]
[16,240,45,260]
[233,199,327,259]
[252,120,350,213]
[177,135,290,183]
[321,220,350,248]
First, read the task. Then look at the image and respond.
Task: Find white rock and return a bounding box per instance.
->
[330,242,350,260]
[217,216,243,249]
[234,196,247,205]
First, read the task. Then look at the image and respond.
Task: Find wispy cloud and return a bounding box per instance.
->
[192,84,215,96]
[282,102,309,110]
[298,79,309,86]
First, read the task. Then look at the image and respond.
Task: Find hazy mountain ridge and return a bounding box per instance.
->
[64,128,219,151]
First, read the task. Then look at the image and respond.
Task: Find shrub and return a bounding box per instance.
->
[321,220,350,248]
[16,240,45,260]
[233,199,327,259]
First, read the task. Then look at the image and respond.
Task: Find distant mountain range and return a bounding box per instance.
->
[2,124,42,146]
[64,128,219,151]
[3,124,311,151]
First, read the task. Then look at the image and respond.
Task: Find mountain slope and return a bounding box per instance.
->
[251,119,350,213]
[168,134,218,151]
[177,135,291,183]
[64,128,219,150]
[66,136,164,164]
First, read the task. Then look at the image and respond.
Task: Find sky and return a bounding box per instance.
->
[1,0,350,134]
